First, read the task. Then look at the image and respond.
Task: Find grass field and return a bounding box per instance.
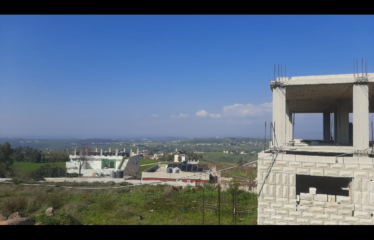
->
[0,182,257,225]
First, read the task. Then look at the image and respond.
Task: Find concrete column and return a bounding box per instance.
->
[100,149,103,156]
[123,148,126,152]
[109,147,111,153]
[74,148,77,156]
[334,107,337,142]
[353,83,369,149]
[115,149,118,156]
[272,86,286,147]
[286,101,293,143]
[323,112,331,141]
[336,99,350,145]
[95,147,98,152]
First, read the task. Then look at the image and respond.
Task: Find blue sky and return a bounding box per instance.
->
[0,15,373,139]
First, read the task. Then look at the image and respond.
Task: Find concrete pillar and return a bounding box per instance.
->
[95,147,98,152]
[323,112,331,141]
[353,83,369,149]
[115,149,118,156]
[334,107,337,142]
[137,148,139,155]
[336,99,350,145]
[100,149,103,156]
[174,155,179,162]
[123,148,126,152]
[286,101,293,143]
[272,86,287,147]
[109,147,111,153]
[74,148,77,156]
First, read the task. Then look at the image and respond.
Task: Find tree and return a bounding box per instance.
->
[77,147,92,177]
[0,142,14,177]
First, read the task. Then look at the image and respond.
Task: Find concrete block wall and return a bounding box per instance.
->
[257,152,374,225]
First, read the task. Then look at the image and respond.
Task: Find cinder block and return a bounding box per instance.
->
[282,154,295,161]
[339,204,354,210]
[289,210,301,217]
[354,171,369,178]
[295,155,309,162]
[289,186,296,199]
[275,209,288,216]
[300,200,313,206]
[359,218,373,225]
[297,168,310,175]
[258,207,263,214]
[275,197,289,203]
[260,159,272,166]
[284,204,296,210]
[281,173,289,185]
[258,213,269,219]
[282,186,289,198]
[310,169,324,176]
[324,221,338,225]
[330,164,344,170]
[338,209,353,216]
[344,216,358,224]
[270,215,283,221]
[289,161,301,167]
[257,218,263,225]
[367,180,374,192]
[344,157,359,164]
[338,221,351,225]
[362,178,370,192]
[268,185,275,197]
[336,157,344,163]
[326,202,340,208]
[275,173,282,184]
[322,157,336,164]
[360,165,374,171]
[316,163,329,169]
[362,192,370,205]
[264,208,275,214]
[345,165,359,171]
[275,185,282,197]
[330,215,344,221]
[353,179,361,192]
[300,193,313,200]
[302,162,315,168]
[274,221,288,225]
[289,199,297,204]
[297,205,309,211]
[354,191,361,204]
[336,196,351,204]
[289,174,295,185]
[263,197,275,202]
[309,207,324,214]
[310,219,324,225]
[301,212,315,219]
[270,203,283,209]
[283,216,296,222]
[324,170,339,177]
[309,187,317,194]
[370,193,374,206]
[369,172,374,178]
[314,194,327,202]
[362,205,374,211]
[312,201,327,207]
[258,202,270,208]
[258,165,270,171]
[283,167,296,174]
[327,195,336,202]
[308,156,322,163]
[324,208,338,214]
[353,210,370,218]
[358,157,373,165]
[339,171,353,177]
[275,160,288,167]
[296,218,309,224]
[271,167,283,172]
[262,220,275,225]
[353,204,362,210]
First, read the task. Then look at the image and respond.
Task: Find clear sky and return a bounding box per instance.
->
[0,15,373,139]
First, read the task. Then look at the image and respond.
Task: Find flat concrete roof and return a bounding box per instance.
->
[271,73,374,113]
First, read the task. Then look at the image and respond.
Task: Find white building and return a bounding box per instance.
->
[67,148,141,177]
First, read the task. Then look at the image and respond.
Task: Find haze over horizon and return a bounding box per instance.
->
[1,15,373,140]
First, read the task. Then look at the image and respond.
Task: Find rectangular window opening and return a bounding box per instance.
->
[296,175,351,196]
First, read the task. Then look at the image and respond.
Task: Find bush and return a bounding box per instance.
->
[29,164,67,180]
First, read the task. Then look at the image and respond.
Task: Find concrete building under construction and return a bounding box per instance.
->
[258,67,374,225]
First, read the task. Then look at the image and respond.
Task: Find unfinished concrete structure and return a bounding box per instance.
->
[258,72,374,225]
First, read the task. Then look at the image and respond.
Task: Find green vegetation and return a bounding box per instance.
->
[140,158,157,165]
[0,182,257,225]
[14,162,66,171]
[139,164,158,175]
[202,152,258,163]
